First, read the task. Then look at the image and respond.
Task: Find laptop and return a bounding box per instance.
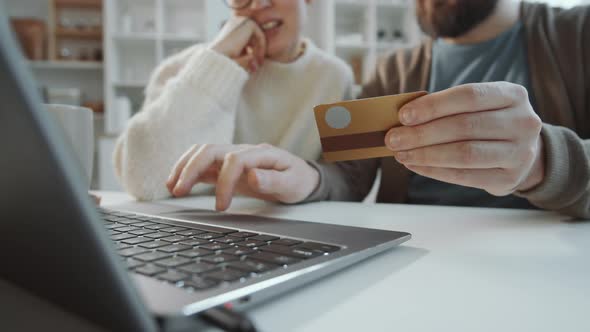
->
[0,5,410,331]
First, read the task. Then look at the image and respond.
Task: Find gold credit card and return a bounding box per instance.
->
[313,91,427,162]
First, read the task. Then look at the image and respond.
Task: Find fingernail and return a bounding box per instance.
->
[395,151,409,162]
[388,133,401,150]
[400,107,414,124]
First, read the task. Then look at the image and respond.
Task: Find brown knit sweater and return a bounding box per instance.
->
[305,2,590,219]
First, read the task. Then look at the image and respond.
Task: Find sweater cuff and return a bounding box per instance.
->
[177,47,249,110]
[298,160,330,203]
[515,124,585,207]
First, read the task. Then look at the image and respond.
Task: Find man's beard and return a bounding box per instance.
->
[416,0,499,38]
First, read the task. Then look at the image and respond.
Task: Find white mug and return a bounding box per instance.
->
[45,104,94,188]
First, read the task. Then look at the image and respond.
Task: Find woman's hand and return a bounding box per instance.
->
[166,144,319,211]
[385,82,545,196]
[209,16,267,73]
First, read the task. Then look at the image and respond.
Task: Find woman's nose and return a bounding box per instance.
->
[250,0,271,10]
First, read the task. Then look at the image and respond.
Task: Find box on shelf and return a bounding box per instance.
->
[11,18,47,60]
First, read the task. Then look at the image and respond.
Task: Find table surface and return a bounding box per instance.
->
[97,192,590,332]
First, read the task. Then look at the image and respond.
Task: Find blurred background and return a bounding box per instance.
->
[5,0,589,191]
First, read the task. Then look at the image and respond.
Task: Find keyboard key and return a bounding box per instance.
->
[112,225,139,232]
[177,248,214,258]
[177,229,206,237]
[238,240,267,248]
[135,264,166,276]
[226,259,279,274]
[203,268,248,282]
[222,247,256,256]
[154,257,191,268]
[179,262,218,274]
[179,239,209,247]
[189,224,237,235]
[139,241,168,249]
[200,243,231,251]
[132,222,156,228]
[215,236,244,244]
[119,247,150,257]
[111,233,136,241]
[161,235,188,243]
[144,231,172,239]
[161,226,188,233]
[260,244,323,259]
[201,254,240,264]
[108,230,121,236]
[298,242,341,253]
[114,219,140,225]
[144,224,170,230]
[129,229,156,236]
[230,232,258,238]
[272,238,302,246]
[250,252,301,266]
[135,251,171,262]
[126,258,145,269]
[184,276,218,290]
[157,244,192,253]
[105,224,120,230]
[157,270,188,283]
[194,233,224,240]
[250,235,279,242]
[122,237,152,245]
[115,242,132,250]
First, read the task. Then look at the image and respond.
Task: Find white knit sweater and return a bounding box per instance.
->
[113,39,353,200]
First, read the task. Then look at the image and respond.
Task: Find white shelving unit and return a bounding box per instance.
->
[98,0,229,190]
[309,0,421,96]
[102,0,229,135]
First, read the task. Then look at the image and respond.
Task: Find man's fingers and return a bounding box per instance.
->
[406,165,519,196]
[393,141,517,169]
[386,110,516,151]
[399,82,528,125]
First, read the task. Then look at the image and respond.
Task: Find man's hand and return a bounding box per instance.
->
[385,82,545,196]
[166,144,319,211]
[209,16,267,73]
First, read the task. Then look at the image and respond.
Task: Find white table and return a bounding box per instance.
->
[3,192,588,332]
[98,192,590,332]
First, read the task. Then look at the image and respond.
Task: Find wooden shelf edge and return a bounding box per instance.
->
[55,0,102,9]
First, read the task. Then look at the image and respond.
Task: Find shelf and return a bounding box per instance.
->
[55,0,102,9]
[56,28,103,40]
[336,42,371,50]
[334,0,368,7]
[28,60,103,70]
[113,33,157,42]
[161,34,202,43]
[114,81,147,89]
[375,0,409,8]
[375,41,408,50]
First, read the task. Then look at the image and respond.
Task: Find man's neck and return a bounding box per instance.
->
[442,0,521,45]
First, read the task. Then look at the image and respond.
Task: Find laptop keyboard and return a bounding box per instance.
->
[98,208,341,291]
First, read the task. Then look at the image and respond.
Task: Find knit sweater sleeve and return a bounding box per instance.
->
[113,47,249,201]
[516,124,590,219]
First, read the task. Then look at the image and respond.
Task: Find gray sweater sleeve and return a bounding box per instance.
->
[516,123,590,219]
[301,159,379,203]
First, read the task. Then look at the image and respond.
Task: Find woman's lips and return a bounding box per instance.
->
[261,19,283,39]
